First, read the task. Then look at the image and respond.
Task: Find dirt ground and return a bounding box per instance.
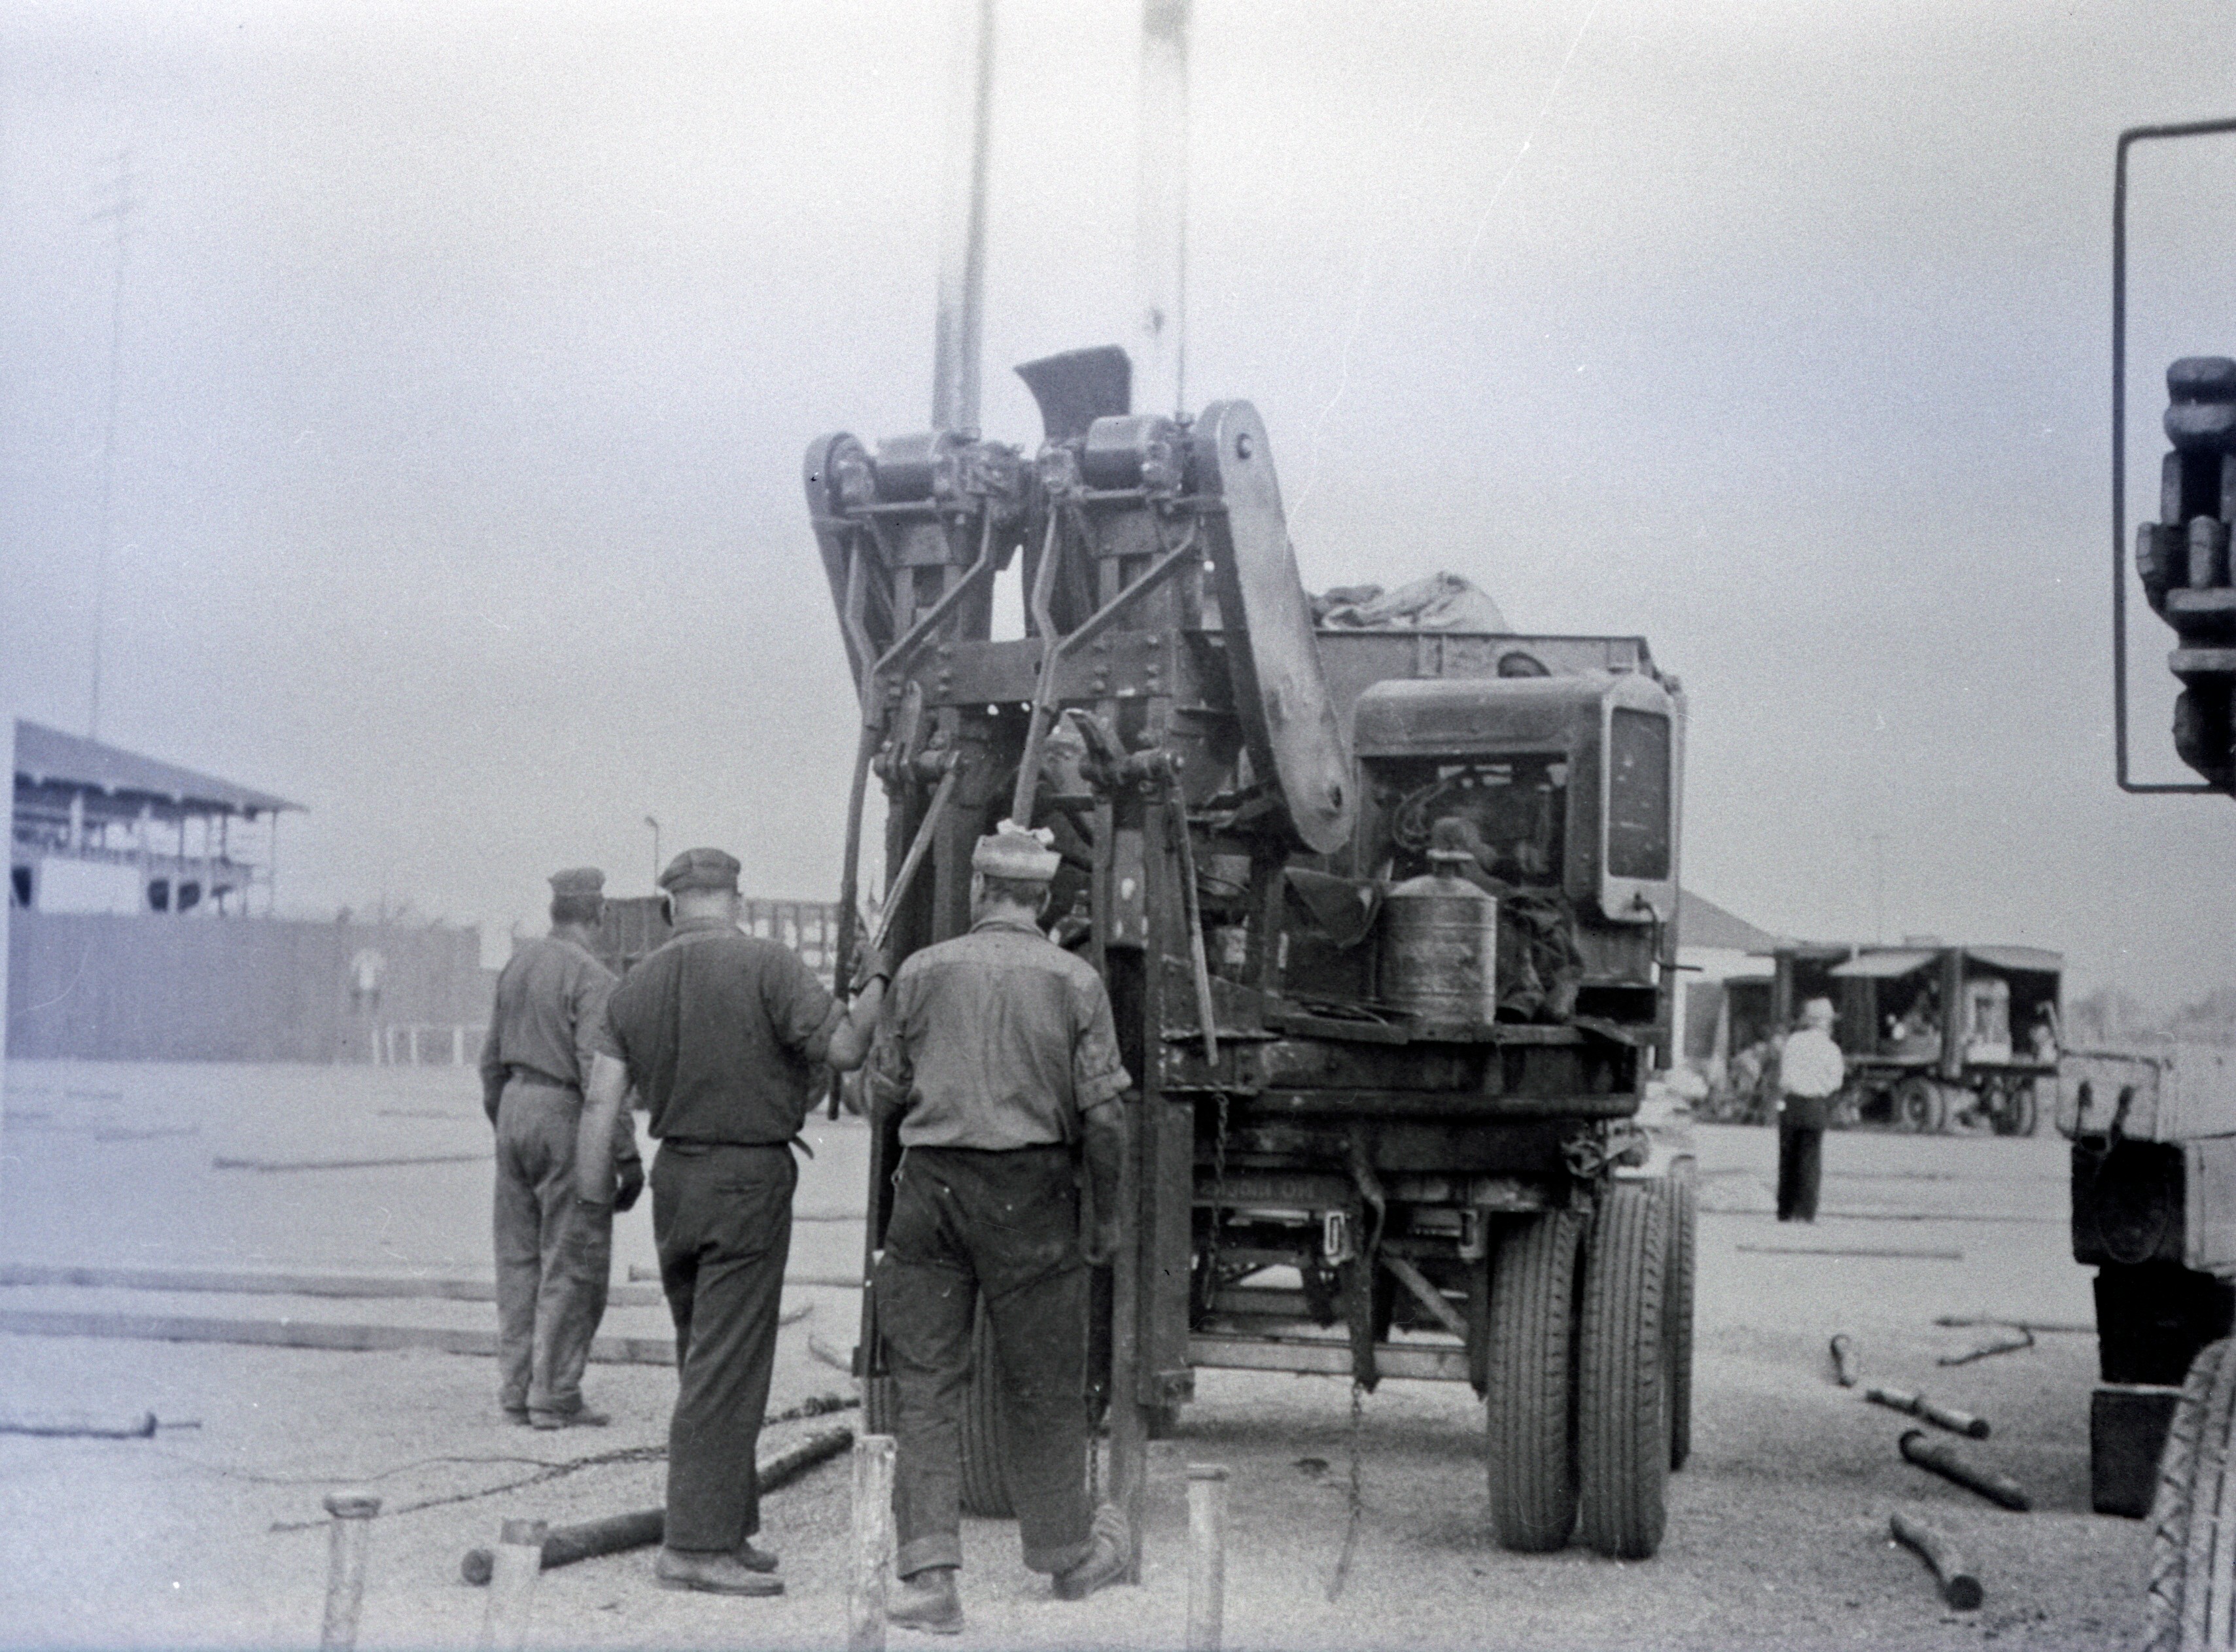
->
[0,1059,2142,1649]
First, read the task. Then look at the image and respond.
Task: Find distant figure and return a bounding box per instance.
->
[477,868,642,1429]
[575,847,886,1598]
[2031,1010,2060,1064]
[869,824,1134,1634]
[1777,997,1846,1223]
[348,948,385,1016]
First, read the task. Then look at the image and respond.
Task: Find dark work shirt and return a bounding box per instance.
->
[593,916,840,1146]
[868,912,1131,1150]
[480,934,616,1095]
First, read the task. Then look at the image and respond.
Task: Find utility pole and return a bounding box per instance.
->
[930,0,996,433]
[1134,0,1191,420]
[86,150,136,742]
[645,816,662,891]
[1868,832,1887,944]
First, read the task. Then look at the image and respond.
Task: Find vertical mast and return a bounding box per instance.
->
[931,0,996,433]
[1134,0,1190,419]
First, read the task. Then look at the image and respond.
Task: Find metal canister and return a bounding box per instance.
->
[1380,865,1498,1028]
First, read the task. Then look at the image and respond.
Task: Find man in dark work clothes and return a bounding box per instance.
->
[869,824,1133,1635]
[478,867,643,1429]
[575,848,886,1597]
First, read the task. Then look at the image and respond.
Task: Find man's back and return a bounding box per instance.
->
[488,935,613,1091]
[603,921,835,1144]
[1780,1025,1845,1098]
[875,916,1128,1151]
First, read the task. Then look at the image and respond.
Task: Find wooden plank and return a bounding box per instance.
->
[1185,1332,1468,1383]
[0,1307,684,1366]
[0,1262,662,1308]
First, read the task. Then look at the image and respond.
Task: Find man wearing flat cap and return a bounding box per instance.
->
[1776,997,1846,1222]
[867,822,1134,1634]
[478,867,642,1429]
[575,846,888,1596]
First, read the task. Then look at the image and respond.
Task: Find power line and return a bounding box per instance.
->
[84,150,136,742]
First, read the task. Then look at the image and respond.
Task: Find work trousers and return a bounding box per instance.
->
[652,1141,796,1553]
[493,1080,612,1420]
[875,1144,1094,1579]
[1777,1105,1826,1223]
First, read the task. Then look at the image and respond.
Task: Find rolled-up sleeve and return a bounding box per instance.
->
[1071,975,1132,1110]
[768,951,841,1065]
[572,967,616,1092]
[867,993,914,1114]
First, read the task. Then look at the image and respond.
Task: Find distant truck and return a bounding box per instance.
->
[1714,942,2060,1135]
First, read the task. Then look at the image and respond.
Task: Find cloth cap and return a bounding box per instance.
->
[971,821,1061,884]
[659,847,742,893]
[1802,997,1837,1027]
[548,867,605,897]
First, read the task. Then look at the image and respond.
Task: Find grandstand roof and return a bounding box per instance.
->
[14,719,299,817]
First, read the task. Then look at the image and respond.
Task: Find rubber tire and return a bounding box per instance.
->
[1486,1207,1586,1553]
[864,1372,898,1436]
[1578,1180,1671,1560]
[959,1303,1015,1519]
[2011,1080,2040,1139]
[2144,1337,2236,1651]
[1663,1165,1698,1472]
[1895,1076,1944,1135]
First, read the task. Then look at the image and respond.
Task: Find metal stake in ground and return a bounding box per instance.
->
[1829,1333,1860,1387]
[849,1435,896,1652]
[1898,1430,2031,1511]
[317,1490,381,1651]
[1187,1464,1229,1652]
[1889,1510,1984,1609]
[478,1519,548,1652]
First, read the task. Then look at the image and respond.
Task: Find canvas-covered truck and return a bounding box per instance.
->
[1745,942,2061,1135]
[804,345,1694,1562]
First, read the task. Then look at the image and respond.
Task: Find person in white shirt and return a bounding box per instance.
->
[1777,998,1846,1222]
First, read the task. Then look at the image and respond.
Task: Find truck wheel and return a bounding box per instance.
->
[1895,1076,1944,1135]
[960,1303,1015,1519]
[2010,1080,2040,1138]
[1664,1165,1698,1472]
[864,1373,898,1435]
[2145,1338,2236,1651]
[1578,1180,1671,1559]
[1486,1207,1586,1552]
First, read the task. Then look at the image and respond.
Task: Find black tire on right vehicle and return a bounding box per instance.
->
[1486,1207,1586,1553]
[1578,1179,1671,1560]
[2145,1337,2236,1651]
[1664,1163,1698,1472]
[958,1301,1016,1519]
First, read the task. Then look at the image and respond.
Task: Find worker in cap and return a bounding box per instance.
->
[478,867,642,1428]
[868,821,1134,1632]
[575,846,889,1597]
[1775,996,1846,1222]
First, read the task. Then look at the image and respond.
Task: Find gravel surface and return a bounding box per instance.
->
[0,1060,2148,1649]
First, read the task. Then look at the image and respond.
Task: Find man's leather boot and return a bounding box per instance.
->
[888,1566,964,1634]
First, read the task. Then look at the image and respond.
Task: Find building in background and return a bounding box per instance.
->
[1673,889,1786,1088]
[8,720,485,1063]
[11,718,294,918]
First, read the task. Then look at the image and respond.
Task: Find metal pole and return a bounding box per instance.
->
[2112,118,2236,793]
[848,1434,896,1652]
[1135,0,1191,419]
[478,1517,548,1651]
[931,0,995,432]
[318,1490,381,1650]
[1185,1464,1228,1651]
[645,816,661,889]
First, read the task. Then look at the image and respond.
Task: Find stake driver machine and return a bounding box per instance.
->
[807,346,1693,1562]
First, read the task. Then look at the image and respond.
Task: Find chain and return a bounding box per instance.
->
[1325,1379,1365,1602]
[1198,1090,1231,1316]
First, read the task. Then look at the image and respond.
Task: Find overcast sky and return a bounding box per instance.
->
[9,1,2236,1008]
